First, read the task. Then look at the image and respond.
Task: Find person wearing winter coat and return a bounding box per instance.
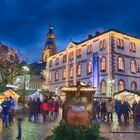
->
[132,101,137,123]
[134,100,140,125]
[8,96,16,124]
[106,99,114,121]
[1,97,10,127]
[115,100,123,122]
[15,97,26,140]
[122,101,131,123]
[52,100,59,121]
[100,100,107,121]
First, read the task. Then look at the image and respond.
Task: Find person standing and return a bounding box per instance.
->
[122,101,131,123]
[132,101,137,123]
[134,101,140,125]
[106,99,114,121]
[8,96,16,124]
[1,97,9,127]
[40,98,49,122]
[27,98,35,121]
[15,97,26,140]
[100,100,107,121]
[115,100,123,122]
[52,100,59,121]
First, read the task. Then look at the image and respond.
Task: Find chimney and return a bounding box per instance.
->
[95,31,100,36]
[88,34,93,39]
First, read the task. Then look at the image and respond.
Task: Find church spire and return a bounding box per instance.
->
[41,18,57,62]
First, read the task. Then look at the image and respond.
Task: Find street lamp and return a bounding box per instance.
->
[108,80,115,98]
[22,65,30,95]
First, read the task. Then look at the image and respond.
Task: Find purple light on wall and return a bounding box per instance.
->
[92,52,99,89]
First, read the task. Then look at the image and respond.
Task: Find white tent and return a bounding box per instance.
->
[28,91,43,101]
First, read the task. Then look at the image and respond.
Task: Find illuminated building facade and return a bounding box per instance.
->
[43,29,140,97]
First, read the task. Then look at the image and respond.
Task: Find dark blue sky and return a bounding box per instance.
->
[0,0,140,62]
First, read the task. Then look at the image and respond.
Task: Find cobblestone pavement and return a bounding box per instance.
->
[100,114,140,140]
[0,111,62,140]
[0,112,140,140]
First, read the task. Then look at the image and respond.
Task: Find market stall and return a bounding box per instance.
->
[114,89,140,105]
[61,81,95,127]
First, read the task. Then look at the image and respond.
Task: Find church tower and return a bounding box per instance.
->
[41,18,57,62]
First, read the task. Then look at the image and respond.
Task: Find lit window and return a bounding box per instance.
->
[76,48,81,57]
[63,67,66,79]
[131,81,137,90]
[100,39,106,50]
[63,54,67,62]
[100,80,106,94]
[130,59,136,73]
[100,57,106,71]
[118,56,124,71]
[118,80,125,91]
[55,70,59,81]
[77,63,82,76]
[55,57,59,65]
[49,72,52,82]
[69,52,73,60]
[69,66,73,78]
[117,39,124,49]
[87,61,92,74]
[87,44,93,54]
[130,42,136,52]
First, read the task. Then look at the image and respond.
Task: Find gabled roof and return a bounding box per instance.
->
[75,29,140,45]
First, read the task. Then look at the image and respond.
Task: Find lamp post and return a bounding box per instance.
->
[22,66,30,95]
[108,80,115,98]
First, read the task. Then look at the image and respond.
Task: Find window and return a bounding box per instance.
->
[100,57,106,71]
[69,52,74,60]
[49,60,52,67]
[118,56,125,71]
[118,80,125,91]
[62,67,66,80]
[100,39,106,50]
[55,70,59,81]
[77,63,82,76]
[131,81,137,91]
[55,57,59,65]
[63,54,67,63]
[117,39,124,49]
[49,72,52,82]
[100,80,106,94]
[130,59,136,73]
[129,42,136,52]
[76,48,81,58]
[87,44,93,54]
[87,61,92,74]
[69,66,73,78]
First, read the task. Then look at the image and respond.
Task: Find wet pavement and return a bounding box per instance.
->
[0,112,140,140]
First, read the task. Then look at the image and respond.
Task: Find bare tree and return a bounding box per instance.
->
[0,43,22,87]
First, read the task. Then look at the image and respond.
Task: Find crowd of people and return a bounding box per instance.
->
[94,99,140,125]
[27,96,61,123]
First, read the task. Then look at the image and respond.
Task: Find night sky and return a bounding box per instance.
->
[0,0,140,62]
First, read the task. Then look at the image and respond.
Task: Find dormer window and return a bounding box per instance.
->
[55,57,59,65]
[99,39,106,50]
[63,54,67,63]
[87,44,93,54]
[69,52,74,60]
[117,39,124,49]
[129,42,136,52]
[76,48,81,58]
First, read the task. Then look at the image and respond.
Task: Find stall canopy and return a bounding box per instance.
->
[114,89,140,104]
[3,89,20,101]
[28,90,43,101]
